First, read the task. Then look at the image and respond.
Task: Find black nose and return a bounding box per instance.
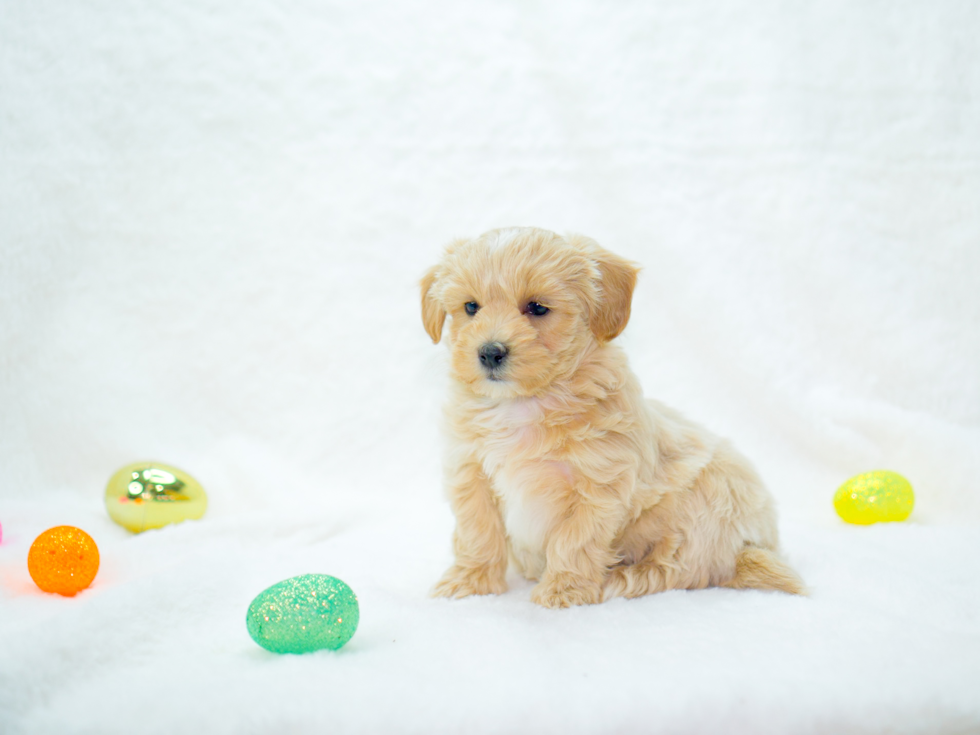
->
[478,342,509,371]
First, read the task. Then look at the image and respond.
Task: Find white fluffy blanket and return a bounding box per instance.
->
[2,2,978,733]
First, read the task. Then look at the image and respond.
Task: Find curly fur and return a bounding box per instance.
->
[422,227,804,608]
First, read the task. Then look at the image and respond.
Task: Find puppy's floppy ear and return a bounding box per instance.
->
[420,265,446,344]
[582,241,639,342]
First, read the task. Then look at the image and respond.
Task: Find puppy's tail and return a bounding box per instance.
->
[721,546,807,596]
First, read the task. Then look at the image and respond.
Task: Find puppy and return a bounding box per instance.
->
[421,227,803,608]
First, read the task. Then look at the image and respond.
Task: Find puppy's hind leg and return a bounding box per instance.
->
[720,546,807,596]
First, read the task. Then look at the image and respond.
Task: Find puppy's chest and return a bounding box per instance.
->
[468,400,569,558]
[471,398,551,476]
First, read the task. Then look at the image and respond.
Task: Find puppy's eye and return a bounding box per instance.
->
[525,302,549,317]
[464,302,480,316]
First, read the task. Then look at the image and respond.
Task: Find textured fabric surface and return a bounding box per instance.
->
[1,2,978,733]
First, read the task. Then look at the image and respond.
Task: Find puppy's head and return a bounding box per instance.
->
[421,227,638,398]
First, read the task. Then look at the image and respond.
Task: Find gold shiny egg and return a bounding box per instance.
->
[105,461,207,533]
[834,470,914,525]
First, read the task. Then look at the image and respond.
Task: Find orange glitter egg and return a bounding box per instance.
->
[28,526,100,596]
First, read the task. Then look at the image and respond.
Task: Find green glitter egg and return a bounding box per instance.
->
[246,574,359,654]
[834,470,915,525]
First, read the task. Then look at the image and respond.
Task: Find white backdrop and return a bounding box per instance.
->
[2,2,979,733]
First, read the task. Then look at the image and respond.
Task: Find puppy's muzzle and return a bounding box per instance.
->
[478,342,509,377]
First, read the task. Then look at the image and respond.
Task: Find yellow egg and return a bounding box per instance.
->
[834,470,914,524]
[105,461,207,533]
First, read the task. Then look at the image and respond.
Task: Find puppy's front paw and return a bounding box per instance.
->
[432,564,507,599]
[601,566,629,601]
[602,562,667,600]
[531,572,601,609]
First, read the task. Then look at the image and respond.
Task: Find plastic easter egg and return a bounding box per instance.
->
[834,470,914,525]
[28,526,100,596]
[247,574,359,654]
[105,461,207,533]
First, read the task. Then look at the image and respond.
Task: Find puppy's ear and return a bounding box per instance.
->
[420,265,446,344]
[586,244,639,342]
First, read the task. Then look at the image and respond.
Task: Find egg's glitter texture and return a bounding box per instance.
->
[246,574,359,654]
[28,526,100,596]
[834,470,914,524]
[105,461,207,533]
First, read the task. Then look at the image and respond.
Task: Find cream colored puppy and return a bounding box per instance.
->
[421,227,803,608]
